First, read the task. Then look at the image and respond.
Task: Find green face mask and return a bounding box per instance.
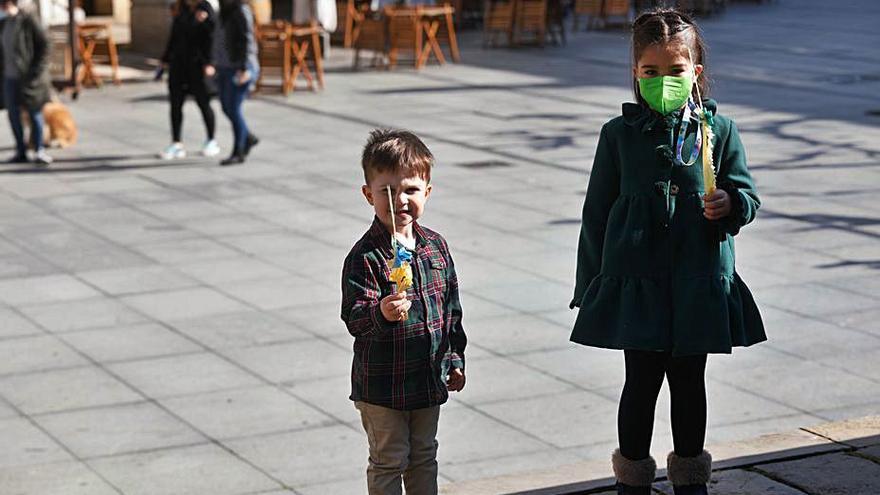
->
[638,75,694,115]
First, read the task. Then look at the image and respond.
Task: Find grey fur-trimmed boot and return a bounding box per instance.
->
[667,450,712,495]
[612,449,656,495]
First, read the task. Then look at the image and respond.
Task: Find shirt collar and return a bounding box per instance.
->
[368,216,436,258]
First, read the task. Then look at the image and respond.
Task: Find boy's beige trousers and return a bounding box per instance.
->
[355,401,441,495]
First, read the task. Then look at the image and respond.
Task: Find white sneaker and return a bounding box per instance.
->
[159,143,186,160]
[33,149,53,167]
[201,139,220,157]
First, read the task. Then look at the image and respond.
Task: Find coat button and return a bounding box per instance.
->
[670,184,680,195]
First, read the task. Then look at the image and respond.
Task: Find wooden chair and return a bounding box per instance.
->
[513,0,547,46]
[353,11,388,69]
[572,0,602,30]
[426,4,461,64]
[483,0,515,47]
[289,20,325,91]
[77,22,120,87]
[334,0,371,47]
[385,7,422,69]
[255,21,292,94]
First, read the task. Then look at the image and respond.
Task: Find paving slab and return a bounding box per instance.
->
[472,390,619,449]
[133,238,243,265]
[89,443,280,495]
[454,356,574,405]
[0,274,101,306]
[75,265,200,296]
[158,385,335,440]
[655,468,806,495]
[18,297,149,333]
[108,352,262,398]
[215,276,338,311]
[0,335,90,376]
[436,406,552,466]
[169,310,313,349]
[860,445,880,463]
[119,287,251,321]
[0,416,73,468]
[755,452,880,495]
[294,478,367,495]
[283,375,361,424]
[223,424,366,488]
[61,322,203,363]
[173,256,292,285]
[466,313,573,356]
[221,339,350,384]
[803,415,880,448]
[0,399,18,419]
[0,365,141,415]
[0,461,119,495]
[0,307,43,339]
[34,401,206,458]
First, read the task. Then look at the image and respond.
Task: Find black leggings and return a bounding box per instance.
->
[618,350,707,460]
[169,82,215,142]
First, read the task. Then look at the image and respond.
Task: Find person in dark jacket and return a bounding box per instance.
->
[0,0,52,165]
[205,0,259,166]
[569,9,765,495]
[159,0,219,160]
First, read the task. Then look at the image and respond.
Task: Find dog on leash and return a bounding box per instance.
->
[20,99,78,148]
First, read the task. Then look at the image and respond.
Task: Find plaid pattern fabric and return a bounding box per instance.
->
[342,217,467,411]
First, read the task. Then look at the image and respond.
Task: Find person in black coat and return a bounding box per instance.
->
[0,0,53,165]
[159,0,218,160]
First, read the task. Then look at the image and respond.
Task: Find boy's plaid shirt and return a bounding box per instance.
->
[341,217,467,411]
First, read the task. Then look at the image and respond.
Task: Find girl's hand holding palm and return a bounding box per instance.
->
[703,189,731,220]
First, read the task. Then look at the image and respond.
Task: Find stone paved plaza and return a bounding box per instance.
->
[1,0,879,493]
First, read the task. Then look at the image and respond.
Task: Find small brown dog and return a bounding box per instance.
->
[21,100,78,148]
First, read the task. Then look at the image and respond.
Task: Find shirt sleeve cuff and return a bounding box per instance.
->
[369,303,399,337]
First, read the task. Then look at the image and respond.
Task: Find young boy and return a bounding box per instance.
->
[342,129,467,495]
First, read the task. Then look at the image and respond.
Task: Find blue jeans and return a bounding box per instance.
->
[4,78,44,156]
[216,67,256,153]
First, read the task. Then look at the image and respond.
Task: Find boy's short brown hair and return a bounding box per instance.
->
[361,129,433,184]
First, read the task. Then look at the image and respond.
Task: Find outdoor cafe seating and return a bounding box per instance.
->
[255,19,326,94]
[351,2,461,70]
[483,0,568,47]
[77,22,121,87]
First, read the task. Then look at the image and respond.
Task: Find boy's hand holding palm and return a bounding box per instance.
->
[381,292,411,322]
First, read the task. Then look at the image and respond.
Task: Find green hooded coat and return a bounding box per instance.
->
[570,100,766,356]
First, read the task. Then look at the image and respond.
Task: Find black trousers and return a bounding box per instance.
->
[618,350,707,460]
[169,78,215,143]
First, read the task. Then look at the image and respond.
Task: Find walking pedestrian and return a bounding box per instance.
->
[159,0,220,160]
[205,0,259,166]
[0,0,53,166]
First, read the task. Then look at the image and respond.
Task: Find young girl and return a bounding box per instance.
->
[569,9,766,495]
